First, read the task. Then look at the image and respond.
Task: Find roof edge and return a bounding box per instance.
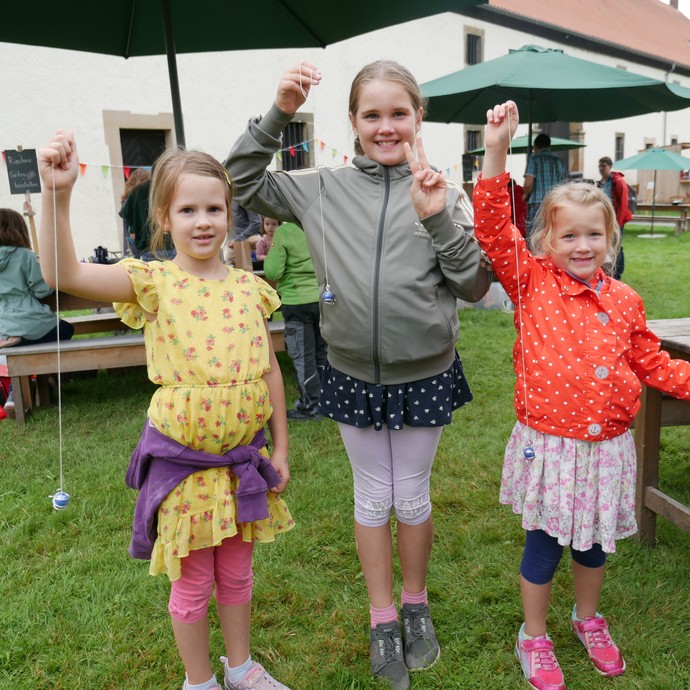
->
[458,5,690,77]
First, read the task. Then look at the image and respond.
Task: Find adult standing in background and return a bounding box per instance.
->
[120,174,176,261]
[262,220,327,421]
[523,133,567,236]
[120,168,151,258]
[597,156,632,280]
[232,201,262,244]
[226,201,263,264]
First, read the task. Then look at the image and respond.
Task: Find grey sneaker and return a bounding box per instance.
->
[401,603,440,671]
[286,408,323,421]
[370,621,410,690]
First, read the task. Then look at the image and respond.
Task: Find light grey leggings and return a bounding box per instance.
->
[338,423,443,527]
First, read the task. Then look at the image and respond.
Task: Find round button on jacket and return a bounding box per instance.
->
[595,366,610,379]
[596,312,610,325]
[588,423,602,436]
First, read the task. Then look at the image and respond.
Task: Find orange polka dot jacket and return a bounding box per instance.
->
[474,172,690,442]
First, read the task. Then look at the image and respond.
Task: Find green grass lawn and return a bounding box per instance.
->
[1,227,689,689]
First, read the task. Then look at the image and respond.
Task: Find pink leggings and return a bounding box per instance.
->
[168,535,255,623]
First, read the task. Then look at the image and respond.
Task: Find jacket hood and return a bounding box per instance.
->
[0,245,19,271]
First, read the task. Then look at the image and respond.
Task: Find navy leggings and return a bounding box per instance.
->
[520,529,607,585]
[18,319,74,346]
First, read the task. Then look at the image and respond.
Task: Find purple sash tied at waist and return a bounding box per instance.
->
[125,422,280,560]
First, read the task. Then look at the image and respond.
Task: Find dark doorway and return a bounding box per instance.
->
[120,129,166,169]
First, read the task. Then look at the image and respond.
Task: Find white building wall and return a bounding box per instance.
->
[2,12,689,259]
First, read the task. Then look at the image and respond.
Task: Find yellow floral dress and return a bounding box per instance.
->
[115,260,294,581]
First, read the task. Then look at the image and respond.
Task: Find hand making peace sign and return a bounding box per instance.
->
[404,136,448,219]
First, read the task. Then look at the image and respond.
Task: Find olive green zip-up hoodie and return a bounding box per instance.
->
[225,105,491,385]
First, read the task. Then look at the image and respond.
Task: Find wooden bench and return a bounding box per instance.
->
[42,291,131,335]
[42,291,115,313]
[66,312,129,335]
[1,321,286,425]
[630,215,684,234]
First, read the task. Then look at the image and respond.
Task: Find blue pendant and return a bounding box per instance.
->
[322,290,336,305]
[52,490,70,511]
[523,446,535,460]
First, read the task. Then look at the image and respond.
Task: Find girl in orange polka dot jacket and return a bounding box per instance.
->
[474,101,690,690]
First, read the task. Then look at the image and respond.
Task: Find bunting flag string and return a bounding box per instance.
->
[1,140,468,181]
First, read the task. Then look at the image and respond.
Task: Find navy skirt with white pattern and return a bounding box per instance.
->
[319,352,473,430]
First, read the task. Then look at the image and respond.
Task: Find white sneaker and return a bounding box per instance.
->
[221,658,291,690]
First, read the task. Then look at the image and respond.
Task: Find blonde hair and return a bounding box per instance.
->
[349,61,427,157]
[529,182,621,276]
[148,149,233,256]
[120,167,151,204]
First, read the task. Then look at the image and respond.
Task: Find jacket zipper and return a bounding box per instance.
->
[372,167,391,384]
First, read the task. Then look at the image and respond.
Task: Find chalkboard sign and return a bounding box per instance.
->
[5,149,42,194]
[462,154,475,183]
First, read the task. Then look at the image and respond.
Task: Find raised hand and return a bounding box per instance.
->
[482,102,519,179]
[484,101,520,152]
[275,62,321,115]
[38,129,79,193]
[404,136,448,219]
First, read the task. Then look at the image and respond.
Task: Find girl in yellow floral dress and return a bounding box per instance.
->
[38,131,294,690]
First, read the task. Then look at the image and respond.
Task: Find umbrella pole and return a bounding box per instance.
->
[161,0,186,149]
[526,99,533,169]
[651,169,657,235]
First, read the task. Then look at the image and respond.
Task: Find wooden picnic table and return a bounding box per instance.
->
[634,318,690,545]
[633,203,690,234]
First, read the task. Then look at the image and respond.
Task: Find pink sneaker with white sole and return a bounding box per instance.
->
[515,624,566,690]
[571,611,625,677]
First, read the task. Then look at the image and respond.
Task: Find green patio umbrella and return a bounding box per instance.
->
[468,134,585,156]
[0,0,485,147]
[613,148,690,234]
[421,45,690,156]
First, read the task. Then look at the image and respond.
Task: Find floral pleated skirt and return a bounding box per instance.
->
[500,421,637,553]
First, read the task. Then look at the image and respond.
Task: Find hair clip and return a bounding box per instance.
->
[223,169,233,188]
